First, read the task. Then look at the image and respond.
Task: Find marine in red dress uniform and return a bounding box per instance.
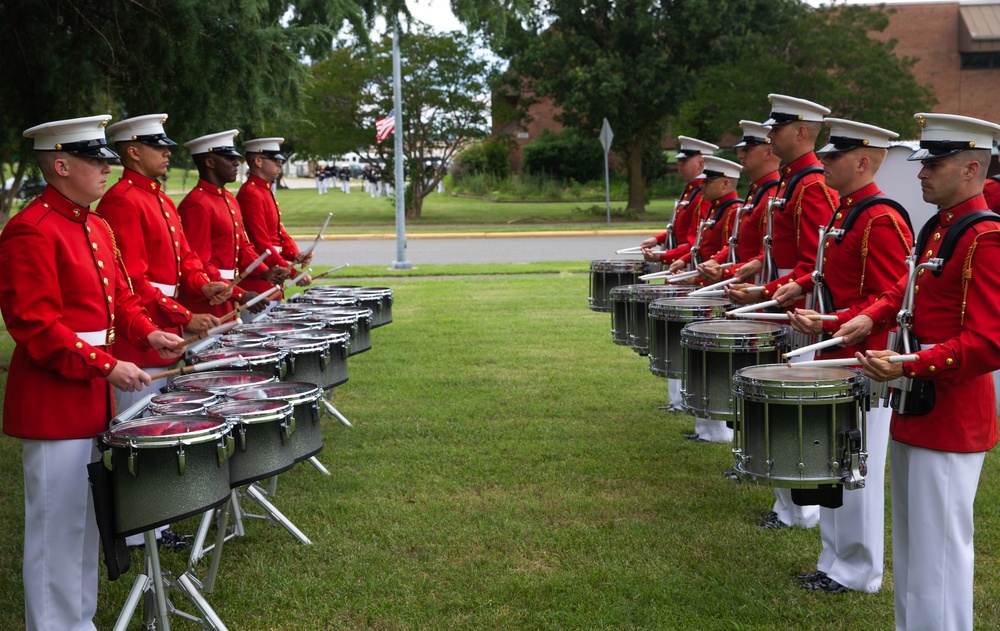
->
[841,113,1000,630]
[0,115,182,631]
[776,119,913,595]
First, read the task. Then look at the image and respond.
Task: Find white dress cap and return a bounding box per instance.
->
[702,155,743,179]
[243,137,286,161]
[184,130,242,158]
[676,136,719,159]
[23,114,119,159]
[907,112,1000,161]
[107,113,176,147]
[818,118,898,154]
[763,94,831,126]
[734,120,772,148]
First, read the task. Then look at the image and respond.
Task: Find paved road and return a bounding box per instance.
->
[301,233,654,267]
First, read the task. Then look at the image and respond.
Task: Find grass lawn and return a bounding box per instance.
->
[1,266,999,629]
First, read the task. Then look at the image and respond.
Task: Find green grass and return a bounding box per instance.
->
[2,266,1000,629]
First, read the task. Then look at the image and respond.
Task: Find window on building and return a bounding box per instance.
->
[961,52,1000,69]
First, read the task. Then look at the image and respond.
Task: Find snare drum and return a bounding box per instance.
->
[680,321,789,422]
[647,297,730,378]
[627,284,693,356]
[206,400,297,487]
[588,260,653,312]
[148,390,220,415]
[267,332,350,388]
[609,285,635,346]
[191,347,288,380]
[229,382,325,462]
[303,287,393,327]
[214,332,272,348]
[233,321,319,336]
[100,415,233,537]
[277,306,371,355]
[170,370,276,395]
[733,364,867,489]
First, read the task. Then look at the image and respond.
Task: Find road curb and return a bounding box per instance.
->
[288,229,654,240]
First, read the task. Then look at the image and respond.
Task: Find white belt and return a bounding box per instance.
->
[218,268,235,280]
[76,329,114,346]
[273,246,282,254]
[150,281,177,297]
[778,267,792,276]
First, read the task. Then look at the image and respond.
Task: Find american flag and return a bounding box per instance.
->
[375,110,395,143]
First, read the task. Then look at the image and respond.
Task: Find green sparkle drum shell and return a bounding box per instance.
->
[101,415,232,537]
[733,364,867,488]
[207,399,297,487]
[191,347,289,380]
[229,382,325,462]
[609,285,636,346]
[647,297,731,379]
[626,284,693,356]
[588,259,651,312]
[269,330,350,389]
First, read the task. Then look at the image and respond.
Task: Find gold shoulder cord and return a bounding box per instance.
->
[93,215,135,294]
[961,228,1000,325]
[859,212,913,295]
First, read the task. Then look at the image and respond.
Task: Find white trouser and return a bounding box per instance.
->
[342,180,350,194]
[694,417,732,443]
[816,401,891,591]
[994,370,1000,415]
[667,379,683,410]
[770,349,819,528]
[240,298,280,323]
[891,441,984,631]
[22,439,99,631]
[115,367,173,413]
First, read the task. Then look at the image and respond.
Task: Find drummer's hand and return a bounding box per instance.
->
[107,361,152,391]
[833,314,874,347]
[295,252,314,267]
[697,260,723,282]
[240,291,269,314]
[641,247,662,263]
[787,308,824,335]
[295,273,312,287]
[772,281,803,308]
[733,258,761,282]
[668,259,687,273]
[186,313,221,335]
[858,349,904,382]
[639,236,659,249]
[202,281,232,305]
[262,265,290,283]
[148,331,185,359]
[724,283,761,305]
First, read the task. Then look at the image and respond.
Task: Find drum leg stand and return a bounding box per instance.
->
[114,530,229,631]
[322,397,352,427]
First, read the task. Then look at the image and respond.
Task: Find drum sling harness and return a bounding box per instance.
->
[761,166,823,284]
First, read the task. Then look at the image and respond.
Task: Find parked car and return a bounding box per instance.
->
[4,174,45,200]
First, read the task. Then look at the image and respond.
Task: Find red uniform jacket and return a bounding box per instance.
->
[657,194,709,265]
[679,190,741,269]
[98,169,211,366]
[654,178,704,252]
[760,153,838,299]
[793,183,912,358]
[0,187,158,439]
[861,194,1000,453]
[236,174,302,298]
[982,177,1000,213]
[177,180,261,317]
[711,172,780,279]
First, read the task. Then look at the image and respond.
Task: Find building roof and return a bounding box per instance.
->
[960,4,1000,51]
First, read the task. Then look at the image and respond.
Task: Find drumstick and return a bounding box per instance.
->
[616,246,644,254]
[783,336,846,359]
[730,312,839,322]
[727,299,779,316]
[225,248,271,291]
[787,354,919,368]
[110,391,159,426]
[284,267,312,287]
[308,263,350,282]
[146,354,249,381]
[688,289,726,297]
[668,262,735,283]
[174,320,240,351]
[639,270,675,281]
[688,275,740,295]
[295,212,332,263]
[217,284,283,323]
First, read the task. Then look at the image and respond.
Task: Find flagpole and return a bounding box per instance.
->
[390,18,412,270]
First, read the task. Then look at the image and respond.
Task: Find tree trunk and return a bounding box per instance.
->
[405,177,424,219]
[625,138,646,214]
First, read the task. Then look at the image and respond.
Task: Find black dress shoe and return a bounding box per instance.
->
[722,470,742,482]
[684,433,701,441]
[159,529,192,552]
[802,575,848,594]
[794,570,827,582]
[758,512,790,530]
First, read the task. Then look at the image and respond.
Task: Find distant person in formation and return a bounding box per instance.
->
[842,113,1000,630]
[727,94,839,531]
[775,118,913,594]
[340,165,351,194]
[315,162,327,195]
[238,136,312,321]
[0,114,183,630]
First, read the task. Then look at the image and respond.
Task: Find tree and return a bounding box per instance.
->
[674,4,935,141]
[0,0,367,222]
[300,26,494,218]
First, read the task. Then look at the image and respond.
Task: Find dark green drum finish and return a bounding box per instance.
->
[191,346,288,380]
[680,321,789,422]
[609,285,634,346]
[101,415,232,537]
[269,330,350,389]
[647,297,730,379]
[229,382,325,462]
[733,365,868,489]
[206,400,296,487]
[588,259,653,312]
[627,284,692,356]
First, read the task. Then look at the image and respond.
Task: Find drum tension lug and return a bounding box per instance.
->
[128,444,138,477]
[177,442,186,476]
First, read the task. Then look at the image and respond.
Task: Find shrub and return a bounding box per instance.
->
[522,128,603,182]
[451,136,512,181]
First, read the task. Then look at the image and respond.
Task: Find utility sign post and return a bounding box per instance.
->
[599,118,614,226]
